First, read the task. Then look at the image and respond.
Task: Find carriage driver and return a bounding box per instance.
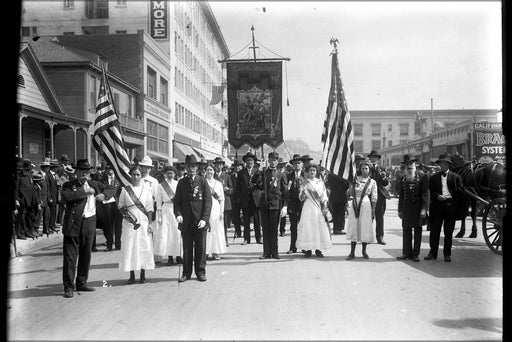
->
[424,153,466,262]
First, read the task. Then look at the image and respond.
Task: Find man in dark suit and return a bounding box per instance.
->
[397,155,429,262]
[60,159,114,298]
[368,150,391,244]
[47,159,60,233]
[39,161,52,236]
[15,160,36,239]
[286,154,305,254]
[213,157,234,247]
[230,159,244,238]
[277,158,289,237]
[174,155,212,282]
[97,167,123,251]
[236,152,262,245]
[327,173,350,235]
[258,152,289,259]
[425,153,465,262]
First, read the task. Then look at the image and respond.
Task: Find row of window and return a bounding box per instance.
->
[147,66,169,106]
[89,74,134,117]
[146,119,169,154]
[174,102,222,144]
[353,138,413,153]
[353,123,410,137]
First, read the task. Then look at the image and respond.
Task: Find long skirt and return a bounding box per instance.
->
[346,197,376,243]
[206,198,226,255]
[296,198,331,251]
[153,202,182,257]
[119,218,155,272]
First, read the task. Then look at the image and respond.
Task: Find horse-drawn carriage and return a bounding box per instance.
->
[451,154,506,255]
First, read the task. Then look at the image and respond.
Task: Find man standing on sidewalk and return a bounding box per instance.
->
[286,154,305,254]
[61,159,114,298]
[368,150,391,245]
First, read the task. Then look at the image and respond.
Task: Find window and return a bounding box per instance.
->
[21,27,30,37]
[115,30,127,34]
[388,140,393,147]
[147,120,168,154]
[353,124,363,137]
[63,0,74,8]
[63,32,75,35]
[175,103,179,123]
[147,120,158,152]
[372,140,381,151]
[354,140,363,153]
[89,75,97,110]
[113,93,120,113]
[158,125,169,154]
[85,0,109,19]
[160,77,168,106]
[83,26,109,35]
[399,123,409,136]
[147,67,157,99]
[371,124,381,136]
[17,75,25,88]
[388,124,392,132]
[127,95,133,117]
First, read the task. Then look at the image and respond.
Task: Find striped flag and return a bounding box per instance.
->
[209,84,225,105]
[320,52,356,182]
[92,63,132,187]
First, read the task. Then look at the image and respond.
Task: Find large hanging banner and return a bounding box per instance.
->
[226,62,283,149]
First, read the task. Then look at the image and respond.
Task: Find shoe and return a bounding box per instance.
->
[396,255,411,260]
[128,272,135,285]
[105,247,112,252]
[259,254,271,259]
[333,230,342,235]
[76,285,95,292]
[412,256,420,262]
[362,252,369,259]
[271,254,280,259]
[304,250,312,258]
[197,274,207,282]
[444,255,452,262]
[256,240,263,244]
[178,275,191,283]
[424,254,437,260]
[469,231,477,238]
[315,250,324,257]
[241,240,249,245]
[226,242,230,247]
[286,249,296,254]
[279,232,285,237]
[176,256,183,264]
[140,270,146,284]
[346,253,355,260]
[167,257,174,266]
[340,230,346,235]
[377,239,386,245]
[213,254,221,260]
[455,231,464,238]
[64,289,74,298]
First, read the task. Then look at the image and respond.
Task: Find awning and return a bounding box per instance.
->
[173,141,201,163]
[192,147,232,166]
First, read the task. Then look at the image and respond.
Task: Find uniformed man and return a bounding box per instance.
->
[367,150,391,245]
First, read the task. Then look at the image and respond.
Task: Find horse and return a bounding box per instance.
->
[450,153,507,238]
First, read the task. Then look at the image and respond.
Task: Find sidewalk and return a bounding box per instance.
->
[10,228,64,258]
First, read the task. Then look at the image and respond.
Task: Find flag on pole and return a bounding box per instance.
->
[92,63,132,187]
[209,84,225,105]
[320,52,356,182]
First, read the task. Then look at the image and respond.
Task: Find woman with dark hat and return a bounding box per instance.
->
[296,164,331,257]
[346,159,378,259]
[117,164,155,284]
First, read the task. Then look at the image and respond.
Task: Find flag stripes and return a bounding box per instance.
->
[92,64,132,187]
[320,53,356,182]
[209,84,225,105]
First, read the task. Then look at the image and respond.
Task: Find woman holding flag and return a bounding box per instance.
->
[296,164,332,257]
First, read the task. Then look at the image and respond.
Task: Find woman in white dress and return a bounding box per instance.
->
[204,164,226,260]
[346,160,378,260]
[117,165,155,284]
[296,164,332,257]
[155,165,182,266]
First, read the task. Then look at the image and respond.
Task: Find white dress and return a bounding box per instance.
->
[117,183,155,272]
[346,176,378,243]
[206,178,226,255]
[154,179,181,257]
[296,178,332,251]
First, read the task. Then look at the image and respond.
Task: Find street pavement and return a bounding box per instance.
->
[7,198,502,340]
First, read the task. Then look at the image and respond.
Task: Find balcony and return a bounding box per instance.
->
[118,113,144,133]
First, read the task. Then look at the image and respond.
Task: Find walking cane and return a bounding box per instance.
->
[177,222,183,284]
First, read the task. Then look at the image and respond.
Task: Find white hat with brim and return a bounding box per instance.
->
[139,156,153,167]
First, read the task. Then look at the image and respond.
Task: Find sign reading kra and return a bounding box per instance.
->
[150,1,168,40]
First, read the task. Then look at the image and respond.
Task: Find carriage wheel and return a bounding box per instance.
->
[482,198,505,255]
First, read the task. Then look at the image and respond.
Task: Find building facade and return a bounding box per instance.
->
[21,0,230,165]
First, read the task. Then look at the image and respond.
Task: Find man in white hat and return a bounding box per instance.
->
[139,156,160,259]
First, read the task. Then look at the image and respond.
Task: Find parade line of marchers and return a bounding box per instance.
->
[15,148,470,299]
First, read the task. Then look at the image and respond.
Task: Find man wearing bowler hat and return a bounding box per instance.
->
[174,155,212,282]
[60,159,115,298]
[425,153,465,262]
[367,150,391,245]
[258,152,289,259]
[236,152,263,245]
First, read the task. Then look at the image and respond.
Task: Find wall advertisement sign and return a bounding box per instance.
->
[473,121,505,164]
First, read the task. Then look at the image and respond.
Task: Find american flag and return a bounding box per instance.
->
[92,63,132,187]
[320,52,356,182]
[209,84,225,105]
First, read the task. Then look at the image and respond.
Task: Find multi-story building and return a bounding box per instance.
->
[349,109,501,167]
[21,1,230,164]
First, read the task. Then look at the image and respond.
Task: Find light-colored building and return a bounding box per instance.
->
[21,0,230,164]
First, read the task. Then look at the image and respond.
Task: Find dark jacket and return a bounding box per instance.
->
[429,170,466,219]
[370,164,391,199]
[326,173,349,204]
[398,173,430,227]
[258,168,289,211]
[174,175,213,232]
[15,173,34,207]
[236,167,261,208]
[61,179,112,237]
[46,171,59,206]
[215,172,234,211]
[287,169,305,210]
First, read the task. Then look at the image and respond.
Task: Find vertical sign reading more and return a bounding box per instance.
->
[150,1,168,40]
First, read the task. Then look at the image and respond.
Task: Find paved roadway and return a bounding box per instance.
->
[7,198,502,340]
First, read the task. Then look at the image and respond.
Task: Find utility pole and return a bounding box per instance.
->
[249,25,258,63]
